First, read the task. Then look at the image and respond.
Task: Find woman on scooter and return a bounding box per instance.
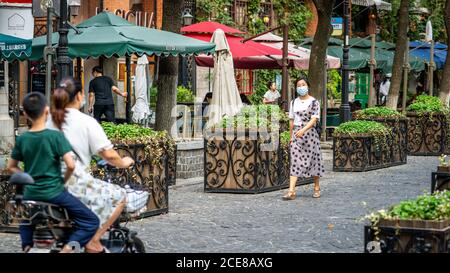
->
[47,77,141,253]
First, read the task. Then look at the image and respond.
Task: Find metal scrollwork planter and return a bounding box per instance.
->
[93,143,169,218]
[364,219,450,253]
[204,130,313,193]
[167,145,177,186]
[355,117,408,166]
[407,112,447,156]
[333,133,394,172]
[0,174,15,231]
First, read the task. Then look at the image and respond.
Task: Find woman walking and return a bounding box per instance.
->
[283,78,324,200]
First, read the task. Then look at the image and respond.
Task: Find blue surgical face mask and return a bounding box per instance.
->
[297,86,308,96]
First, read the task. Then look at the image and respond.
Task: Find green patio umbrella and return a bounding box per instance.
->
[16,12,215,61]
[0,33,31,60]
[302,37,424,72]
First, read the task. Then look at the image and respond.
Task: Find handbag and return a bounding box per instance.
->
[312,100,322,137]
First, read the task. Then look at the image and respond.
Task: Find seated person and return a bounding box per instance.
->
[8,92,99,253]
[263,81,281,104]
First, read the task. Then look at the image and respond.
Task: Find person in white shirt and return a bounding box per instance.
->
[379,73,391,105]
[263,81,281,104]
[47,77,143,253]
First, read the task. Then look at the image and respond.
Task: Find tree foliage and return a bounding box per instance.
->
[378,0,447,43]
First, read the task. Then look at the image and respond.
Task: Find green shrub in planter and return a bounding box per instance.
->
[407,95,448,114]
[101,122,175,166]
[99,122,176,217]
[406,95,450,155]
[354,107,405,120]
[218,105,289,132]
[365,190,450,224]
[354,107,408,165]
[333,120,391,137]
[333,121,393,171]
[364,190,450,253]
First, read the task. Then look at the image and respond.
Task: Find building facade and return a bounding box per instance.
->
[2,0,164,129]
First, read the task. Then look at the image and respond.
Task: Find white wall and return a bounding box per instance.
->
[0,6,34,39]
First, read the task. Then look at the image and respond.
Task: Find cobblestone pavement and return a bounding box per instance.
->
[0,150,438,253]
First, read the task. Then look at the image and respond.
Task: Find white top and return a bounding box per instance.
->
[263,90,281,102]
[47,108,113,167]
[380,80,390,96]
[289,96,320,126]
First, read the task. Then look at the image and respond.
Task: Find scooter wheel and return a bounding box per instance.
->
[127,236,146,253]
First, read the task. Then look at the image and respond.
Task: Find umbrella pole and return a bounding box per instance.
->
[429,40,434,95]
[281,24,289,111]
[126,55,132,123]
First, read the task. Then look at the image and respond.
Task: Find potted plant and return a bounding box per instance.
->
[354,107,408,165]
[364,190,450,253]
[438,155,450,172]
[97,122,176,218]
[204,105,313,193]
[406,95,449,156]
[333,120,394,171]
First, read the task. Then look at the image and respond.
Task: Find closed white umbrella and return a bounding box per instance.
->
[426,20,433,42]
[207,29,243,127]
[132,55,151,124]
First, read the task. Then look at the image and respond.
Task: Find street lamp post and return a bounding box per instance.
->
[340,0,351,123]
[57,0,71,82]
[181,9,194,89]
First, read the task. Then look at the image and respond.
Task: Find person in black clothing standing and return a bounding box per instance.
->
[88,66,127,123]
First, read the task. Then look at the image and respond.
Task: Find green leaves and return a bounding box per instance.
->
[101,122,176,167]
[407,95,448,114]
[101,122,161,141]
[177,86,195,103]
[365,191,450,225]
[218,104,289,131]
[354,107,405,119]
[333,120,391,136]
[389,191,450,221]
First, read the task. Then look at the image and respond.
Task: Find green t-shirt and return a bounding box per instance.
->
[11,129,72,201]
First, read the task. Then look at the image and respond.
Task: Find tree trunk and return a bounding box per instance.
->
[386,0,409,110]
[439,0,450,106]
[155,0,182,133]
[309,0,335,100]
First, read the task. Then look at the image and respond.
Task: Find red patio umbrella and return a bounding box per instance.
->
[181,22,294,69]
[181,21,244,35]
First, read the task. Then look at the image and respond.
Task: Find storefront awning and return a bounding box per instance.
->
[0,33,31,60]
[11,12,215,61]
[352,0,392,11]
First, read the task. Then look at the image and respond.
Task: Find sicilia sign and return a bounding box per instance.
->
[95,7,156,28]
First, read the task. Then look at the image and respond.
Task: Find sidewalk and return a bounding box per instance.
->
[0,152,436,253]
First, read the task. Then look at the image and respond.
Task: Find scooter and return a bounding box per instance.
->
[7,167,146,253]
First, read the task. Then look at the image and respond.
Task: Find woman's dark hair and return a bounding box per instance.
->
[22,92,48,121]
[267,81,275,89]
[295,77,310,87]
[51,77,83,130]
